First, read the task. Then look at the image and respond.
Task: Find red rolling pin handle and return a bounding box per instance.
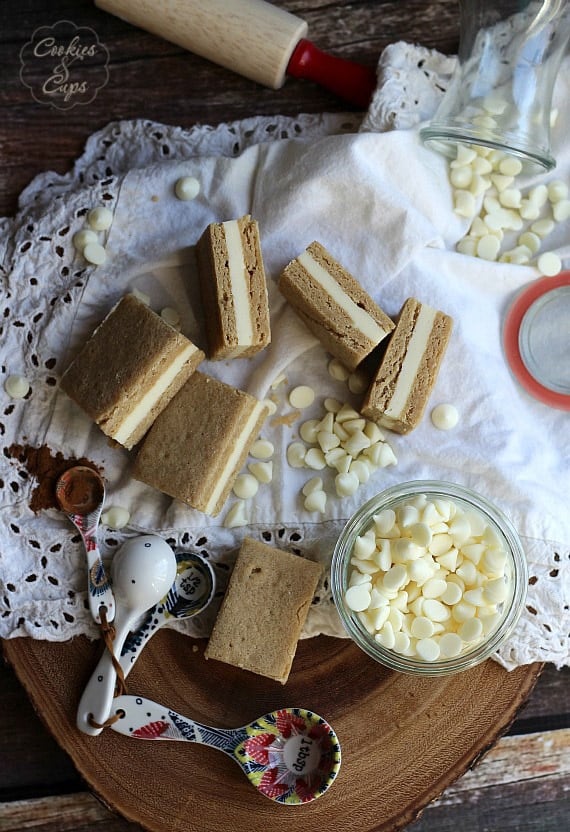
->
[288,38,377,109]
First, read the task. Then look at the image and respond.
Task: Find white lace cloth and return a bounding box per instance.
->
[1,43,568,670]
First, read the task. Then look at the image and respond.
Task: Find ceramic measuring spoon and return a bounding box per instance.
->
[76,535,177,736]
[119,551,216,676]
[111,695,341,805]
[56,466,115,624]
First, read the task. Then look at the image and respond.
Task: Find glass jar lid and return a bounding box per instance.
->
[503,272,570,410]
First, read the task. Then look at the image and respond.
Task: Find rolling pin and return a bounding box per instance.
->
[95,0,377,108]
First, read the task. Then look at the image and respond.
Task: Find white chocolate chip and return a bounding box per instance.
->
[518,231,541,255]
[305,447,327,470]
[250,439,274,459]
[531,218,555,238]
[439,632,463,657]
[422,598,450,622]
[490,173,514,192]
[317,412,335,433]
[87,206,113,231]
[324,397,342,413]
[375,622,396,649]
[416,637,440,661]
[471,156,492,176]
[528,185,549,207]
[354,530,377,560]
[73,228,98,252]
[483,577,509,604]
[100,506,130,529]
[304,489,327,514]
[335,471,359,497]
[83,242,107,265]
[440,581,463,606]
[456,236,478,256]
[248,461,273,483]
[454,190,477,218]
[482,94,508,115]
[328,358,350,381]
[499,188,521,209]
[503,245,531,265]
[477,234,501,261]
[335,403,360,423]
[317,430,340,453]
[469,216,490,237]
[348,370,369,394]
[547,180,568,203]
[537,252,562,277]
[350,459,371,484]
[450,166,472,189]
[498,157,523,177]
[483,195,501,214]
[289,385,315,409]
[233,473,259,499]
[302,476,323,496]
[175,176,200,201]
[345,583,372,612]
[472,114,497,129]
[287,442,307,468]
[431,403,459,430]
[552,199,570,222]
[458,617,483,642]
[469,174,491,197]
[223,501,248,528]
[4,375,30,399]
[452,145,477,166]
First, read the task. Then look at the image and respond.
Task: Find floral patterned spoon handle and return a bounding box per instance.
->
[56,466,115,624]
[111,694,341,805]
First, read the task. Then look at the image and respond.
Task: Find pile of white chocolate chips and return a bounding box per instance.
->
[448,116,568,275]
[344,493,511,662]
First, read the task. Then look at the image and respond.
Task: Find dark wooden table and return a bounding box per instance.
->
[1,2,569,830]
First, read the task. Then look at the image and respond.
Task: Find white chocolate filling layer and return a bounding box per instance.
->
[223,220,254,351]
[385,305,437,419]
[204,400,267,514]
[113,343,199,444]
[298,250,388,344]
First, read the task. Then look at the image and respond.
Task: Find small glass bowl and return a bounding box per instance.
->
[331,480,528,676]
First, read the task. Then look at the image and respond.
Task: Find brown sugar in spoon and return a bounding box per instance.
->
[56,466,116,623]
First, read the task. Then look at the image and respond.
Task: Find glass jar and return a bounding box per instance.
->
[331,480,528,676]
[420,0,570,172]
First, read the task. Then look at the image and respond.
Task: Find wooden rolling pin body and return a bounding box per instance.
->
[95,0,308,89]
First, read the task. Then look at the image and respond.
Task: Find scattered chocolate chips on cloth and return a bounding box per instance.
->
[0,43,568,669]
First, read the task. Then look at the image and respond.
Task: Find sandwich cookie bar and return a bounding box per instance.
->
[133,371,268,516]
[60,293,204,449]
[205,537,322,684]
[278,241,394,370]
[196,214,270,359]
[362,297,453,434]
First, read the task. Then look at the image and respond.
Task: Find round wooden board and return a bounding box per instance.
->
[4,633,541,831]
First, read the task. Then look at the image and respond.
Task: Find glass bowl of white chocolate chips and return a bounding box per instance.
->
[331,480,528,675]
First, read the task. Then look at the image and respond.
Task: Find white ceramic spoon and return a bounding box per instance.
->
[76,535,177,736]
[118,551,216,676]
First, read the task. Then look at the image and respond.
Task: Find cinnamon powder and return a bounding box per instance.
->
[5,444,101,513]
